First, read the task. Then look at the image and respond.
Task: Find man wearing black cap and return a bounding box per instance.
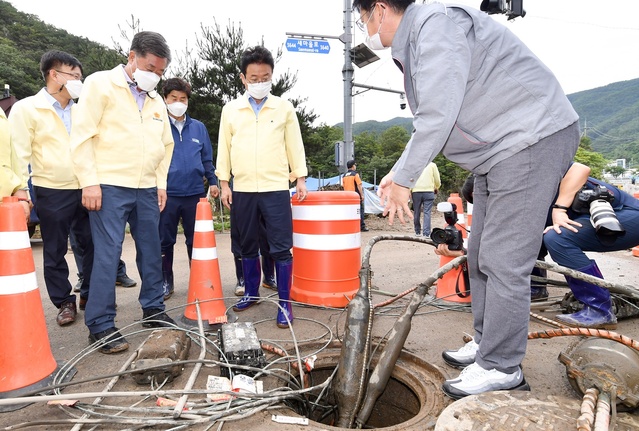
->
[342,160,368,232]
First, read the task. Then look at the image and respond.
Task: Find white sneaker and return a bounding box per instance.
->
[234,278,245,296]
[442,362,529,400]
[442,339,479,369]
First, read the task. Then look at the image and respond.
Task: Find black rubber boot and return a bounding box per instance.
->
[162,249,174,300]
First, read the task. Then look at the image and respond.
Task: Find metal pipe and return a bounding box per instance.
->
[173,301,206,418]
[355,255,466,427]
[333,265,373,428]
[70,342,139,431]
[534,260,639,300]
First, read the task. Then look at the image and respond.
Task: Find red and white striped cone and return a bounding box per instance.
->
[180,198,230,330]
[0,196,75,412]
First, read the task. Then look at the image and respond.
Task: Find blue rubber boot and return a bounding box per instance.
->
[555,260,617,329]
[275,261,294,328]
[233,257,261,311]
[261,253,277,290]
[233,255,245,296]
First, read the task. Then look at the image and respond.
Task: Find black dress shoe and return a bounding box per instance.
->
[142,308,176,328]
[88,327,129,354]
[79,296,88,311]
[116,274,137,288]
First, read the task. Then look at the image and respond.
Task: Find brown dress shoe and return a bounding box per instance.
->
[56,302,77,326]
[79,297,88,311]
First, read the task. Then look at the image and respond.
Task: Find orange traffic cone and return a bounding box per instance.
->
[435,255,471,303]
[180,198,229,329]
[0,196,74,411]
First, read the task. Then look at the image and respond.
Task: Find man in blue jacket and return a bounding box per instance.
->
[161,77,219,300]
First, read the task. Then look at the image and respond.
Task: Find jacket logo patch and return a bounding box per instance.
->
[191,138,200,143]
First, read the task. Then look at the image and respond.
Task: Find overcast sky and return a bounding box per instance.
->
[9,0,639,127]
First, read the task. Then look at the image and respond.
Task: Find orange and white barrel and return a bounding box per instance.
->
[291,191,361,308]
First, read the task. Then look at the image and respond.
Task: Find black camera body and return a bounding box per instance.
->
[431,202,464,251]
[571,184,625,243]
[571,185,614,213]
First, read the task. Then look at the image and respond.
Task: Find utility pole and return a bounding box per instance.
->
[342,0,355,174]
[287,0,404,175]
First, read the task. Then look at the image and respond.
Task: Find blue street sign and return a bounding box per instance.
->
[286,38,331,54]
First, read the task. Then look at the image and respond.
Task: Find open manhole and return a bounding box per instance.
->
[287,347,450,430]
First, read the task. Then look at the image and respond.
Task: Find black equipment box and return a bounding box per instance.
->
[218,322,266,378]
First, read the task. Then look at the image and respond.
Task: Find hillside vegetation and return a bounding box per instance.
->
[1,0,637,193]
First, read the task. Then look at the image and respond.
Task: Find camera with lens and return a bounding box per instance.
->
[571,184,625,242]
[430,202,464,251]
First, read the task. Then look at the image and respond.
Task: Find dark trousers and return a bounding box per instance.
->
[231,191,292,262]
[231,206,271,259]
[544,207,639,269]
[159,194,202,259]
[34,186,93,308]
[85,186,164,333]
[411,191,435,236]
[69,230,128,291]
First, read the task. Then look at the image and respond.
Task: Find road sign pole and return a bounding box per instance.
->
[342,0,354,174]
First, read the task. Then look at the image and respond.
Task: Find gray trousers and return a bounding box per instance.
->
[467,122,580,373]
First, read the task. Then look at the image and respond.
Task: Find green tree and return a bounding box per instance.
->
[574,136,608,179]
[174,19,315,164]
[432,154,471,198]
[606,165,626,178]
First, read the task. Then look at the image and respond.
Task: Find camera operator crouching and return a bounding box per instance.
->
[543,162,639,329]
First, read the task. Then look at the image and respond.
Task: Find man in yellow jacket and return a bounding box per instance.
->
[70,32,175,354]
[10,50,93,328]
[217,46,308,329]
[0,108,30,220]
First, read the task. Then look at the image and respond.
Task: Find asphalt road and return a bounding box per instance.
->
[2,213,639,429]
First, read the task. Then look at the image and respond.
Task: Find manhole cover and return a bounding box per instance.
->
[435,391,639,431]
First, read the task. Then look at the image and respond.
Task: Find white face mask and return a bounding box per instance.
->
[365,7,388,51]
[167,101,188,117]
[133,68,161,92]
[247,81,272,100]
[64,80,83,99]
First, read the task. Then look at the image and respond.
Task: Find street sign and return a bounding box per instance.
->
[286,38,330,54]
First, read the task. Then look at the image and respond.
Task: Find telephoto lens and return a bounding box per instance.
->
[589,199,625,243]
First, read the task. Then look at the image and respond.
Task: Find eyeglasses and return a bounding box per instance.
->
[355,3,377,32]
[246,77,272,84]
[55,70,83,81]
